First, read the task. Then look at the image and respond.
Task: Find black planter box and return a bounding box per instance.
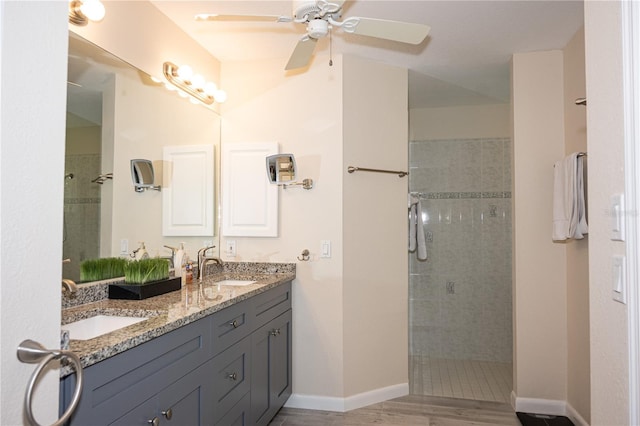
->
[108,277,181,300]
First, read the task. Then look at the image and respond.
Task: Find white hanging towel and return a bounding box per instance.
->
[552,153,588,241]
[408,194,428,260]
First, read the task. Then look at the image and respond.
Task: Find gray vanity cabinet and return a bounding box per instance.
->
[61,281,292,426]
[250,310,292,426]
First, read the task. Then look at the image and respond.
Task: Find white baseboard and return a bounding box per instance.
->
[511,391,590,426]
[566,402,589,426]
[285,383,409,413]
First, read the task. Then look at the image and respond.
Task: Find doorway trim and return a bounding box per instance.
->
[622,0,640,423]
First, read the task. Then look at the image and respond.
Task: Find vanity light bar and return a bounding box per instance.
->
[162,62,220,106]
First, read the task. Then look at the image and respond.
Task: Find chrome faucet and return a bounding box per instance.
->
[197,246,222,282]
[61,279,77,295]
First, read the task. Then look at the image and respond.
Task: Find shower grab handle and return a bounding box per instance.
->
[17,339,84,426]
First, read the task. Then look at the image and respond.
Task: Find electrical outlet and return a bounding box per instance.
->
[226,240,236,258]
[203,240,213,256]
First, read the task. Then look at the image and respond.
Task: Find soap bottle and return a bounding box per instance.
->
[176,243,189,286]
[135,242,149,260]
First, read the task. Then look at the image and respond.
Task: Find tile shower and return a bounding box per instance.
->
[63,153,102,282]
[409,137,512,403]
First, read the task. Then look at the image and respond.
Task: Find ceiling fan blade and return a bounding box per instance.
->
[195,14,292,23]
[285,36,318,70]
[343,17,430,45]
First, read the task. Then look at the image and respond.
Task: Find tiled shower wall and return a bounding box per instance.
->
[63,154,101,282]
[409,138,512,363]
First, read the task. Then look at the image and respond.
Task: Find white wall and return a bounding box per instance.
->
[410,104,511,140]
[220,54,409,407]
[0,2,68,424]
[584,1,629,423]
[512,51,568,403]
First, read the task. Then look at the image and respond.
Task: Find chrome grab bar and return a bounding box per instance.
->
[17,339,84,426]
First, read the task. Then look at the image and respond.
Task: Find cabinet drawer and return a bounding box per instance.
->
[62,317,211,425]
[212,336,251,423]
[211,299,252,355]
[251,282,292,327]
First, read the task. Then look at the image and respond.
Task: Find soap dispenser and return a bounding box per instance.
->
[134,242,149,261]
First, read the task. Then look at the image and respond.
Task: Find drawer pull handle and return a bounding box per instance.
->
[162,408,173,420]
[227,372,238,381]
[148,417,160,426]
[270,328,281,336]
[228,319,239,328]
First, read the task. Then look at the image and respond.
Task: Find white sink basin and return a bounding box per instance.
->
[216,280,256,287]
[63,315,148,340]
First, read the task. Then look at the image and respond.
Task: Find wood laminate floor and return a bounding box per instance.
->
[269,394,519,425]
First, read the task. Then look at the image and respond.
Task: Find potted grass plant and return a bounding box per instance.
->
[80,257,128,282]
[108,258,181,300]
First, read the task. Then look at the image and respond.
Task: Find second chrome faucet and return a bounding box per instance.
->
[197,246,223,282]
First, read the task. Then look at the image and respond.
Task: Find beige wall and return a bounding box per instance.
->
[584,1,629,423]
[512,51,568,401]
[410,104,511,140]
[221,55,346,399]
[342,55,408,396]
[563,27,590,423]
[220,54,409,404]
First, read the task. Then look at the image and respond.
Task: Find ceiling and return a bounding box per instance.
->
[151,1,584,109]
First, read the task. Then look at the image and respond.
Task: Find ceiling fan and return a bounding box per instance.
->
[195,0,431,71]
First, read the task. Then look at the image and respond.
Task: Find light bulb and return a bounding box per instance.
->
[164,83,176,91]
[214,89,227,103]
[80,0,105,22]
[177,65,193,81]
[189,98,200,105]
[178,91,189,98]
[203,82,218,96]
[191,74,205,90]
[150,76,162,83]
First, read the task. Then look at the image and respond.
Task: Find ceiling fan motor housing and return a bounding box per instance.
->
[307,19,329,38]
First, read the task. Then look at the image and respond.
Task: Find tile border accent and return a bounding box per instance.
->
[416,191,511,200]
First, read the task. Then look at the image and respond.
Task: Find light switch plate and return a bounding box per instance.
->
[612,255,627,304]
[320,240,331,258]
[611,194,625,241]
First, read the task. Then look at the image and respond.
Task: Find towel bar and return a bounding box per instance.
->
[347,166,408,178]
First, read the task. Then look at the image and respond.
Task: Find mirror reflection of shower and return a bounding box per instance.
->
[64,103,103,281]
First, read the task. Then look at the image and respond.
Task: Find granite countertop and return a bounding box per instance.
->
[60,262,295,377]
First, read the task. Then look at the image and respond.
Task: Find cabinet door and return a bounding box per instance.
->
[157,360,214,426]
[221,142,279,237]
[250,310,292,426]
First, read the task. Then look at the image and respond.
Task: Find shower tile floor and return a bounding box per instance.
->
[410,356,513,403]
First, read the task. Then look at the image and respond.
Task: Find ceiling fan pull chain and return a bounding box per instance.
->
[329,27,333,66]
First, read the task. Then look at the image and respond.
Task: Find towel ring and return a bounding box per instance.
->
[17,339,84,426]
